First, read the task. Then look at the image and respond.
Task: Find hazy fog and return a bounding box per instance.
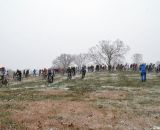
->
[0,0,160,70]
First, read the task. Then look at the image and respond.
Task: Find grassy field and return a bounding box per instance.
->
[0,72,160,130]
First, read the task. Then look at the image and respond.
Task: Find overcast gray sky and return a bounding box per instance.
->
[0,0,160,70]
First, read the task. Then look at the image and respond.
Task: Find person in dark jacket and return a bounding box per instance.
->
[16,70,22,81]
[47,69,54,83]
[81,65,86,79]
[67,67,72,80]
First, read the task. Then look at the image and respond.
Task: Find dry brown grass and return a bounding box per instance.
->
[9,89,159,130]
[0,72,160,130]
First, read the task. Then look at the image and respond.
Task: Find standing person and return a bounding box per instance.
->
[0,67,8,86]
[47,69,54,83]
[67,67,72,80]
[25,70,29,78]
[47,69,55,83]
[33,69,36,76]
[81,65,86,79]
[39,69,42,76]
[0,67,5,83]
[71,67,76,76]
[43,68,48,80]
[96,65,100,72]
[140,63,146,82]
[16,70,22,81]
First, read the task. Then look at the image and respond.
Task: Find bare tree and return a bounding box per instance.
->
[52,54,74,69]
[72,53,89,68]
[89,39,129,66]
[132,53,143,65]
[156,61,160,66]
[88,47,104,65]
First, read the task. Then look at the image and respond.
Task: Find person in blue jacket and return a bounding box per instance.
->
[140,63,146,82]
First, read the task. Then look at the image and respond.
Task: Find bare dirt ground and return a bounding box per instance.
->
[0,72,160,130]
[10,90,159,130]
